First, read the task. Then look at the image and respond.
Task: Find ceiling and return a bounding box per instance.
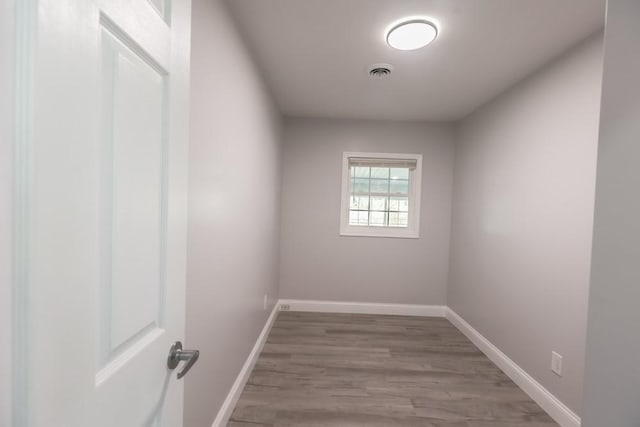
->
[224,0,605,121]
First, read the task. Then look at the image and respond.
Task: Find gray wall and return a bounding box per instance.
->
[186,0,282,425]
[279,118,455,304]
[448,34,603,414]
[582,1,640,425]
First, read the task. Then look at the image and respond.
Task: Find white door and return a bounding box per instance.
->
[12,0,192,426]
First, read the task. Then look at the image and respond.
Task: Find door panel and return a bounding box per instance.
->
[14,0,191,425]
[100,23,167,367]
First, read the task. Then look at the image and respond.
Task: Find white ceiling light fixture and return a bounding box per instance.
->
[386,18,438,51]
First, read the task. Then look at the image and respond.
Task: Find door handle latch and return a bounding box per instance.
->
[167,341,199,379]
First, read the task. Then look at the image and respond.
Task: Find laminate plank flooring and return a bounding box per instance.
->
[228,312,558,427]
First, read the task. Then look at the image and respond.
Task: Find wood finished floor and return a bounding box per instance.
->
[228,312,558,427]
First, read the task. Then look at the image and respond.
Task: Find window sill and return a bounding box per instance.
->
[339,228,420,239]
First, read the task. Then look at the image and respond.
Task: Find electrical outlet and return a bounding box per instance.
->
[263,294,268,311]
[551,351,563,376]
[280,304,290,311]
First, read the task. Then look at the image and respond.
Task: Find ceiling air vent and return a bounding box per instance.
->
[368,63,394,78]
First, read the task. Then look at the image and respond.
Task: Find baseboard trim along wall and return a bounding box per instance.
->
[211,303,280,427]
[278,298,447,317]
[211,300,579,427]
[445,308,581,427]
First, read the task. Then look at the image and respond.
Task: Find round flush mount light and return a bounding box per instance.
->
[386,18,438,51]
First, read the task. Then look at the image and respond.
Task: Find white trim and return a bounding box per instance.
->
[0,1,15,424]
[279,299,446,317]
[12,0,36,424]
[446,308,581,427]
[211,303,280,427]
[339,151,422,239]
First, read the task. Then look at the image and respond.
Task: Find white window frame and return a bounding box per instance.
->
[340,152,422,239]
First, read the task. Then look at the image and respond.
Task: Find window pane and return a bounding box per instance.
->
[349,210,369,225]
[355,196,369,210]
[369,211,387,227]
[389,212,399,226]
[349,210,358,225]
[351,196,369,210]
[398,212,409,226]
[390,197,409,211]
[353,166,370,178]
[390,168,409,179]
[370,196,387,211]
[370,178,389,193]
[392,197,409,212]
[345,158,417,233]
[389,212,409,228]
[390,179,409,195]
[370,167,389,179]
[352,178,370,193]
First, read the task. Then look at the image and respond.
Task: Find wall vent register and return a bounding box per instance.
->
[340,152,422,239]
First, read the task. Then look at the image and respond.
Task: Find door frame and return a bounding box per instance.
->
[1,0,15,425]
[5,0,36,424]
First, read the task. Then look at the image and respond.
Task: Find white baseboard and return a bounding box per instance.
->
[445,308,581,427]
[278,299,447,317]
[211,303,280,427]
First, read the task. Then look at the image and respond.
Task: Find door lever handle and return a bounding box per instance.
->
[167,341,199,379]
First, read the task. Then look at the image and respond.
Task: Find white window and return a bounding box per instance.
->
[340,152,422,238]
